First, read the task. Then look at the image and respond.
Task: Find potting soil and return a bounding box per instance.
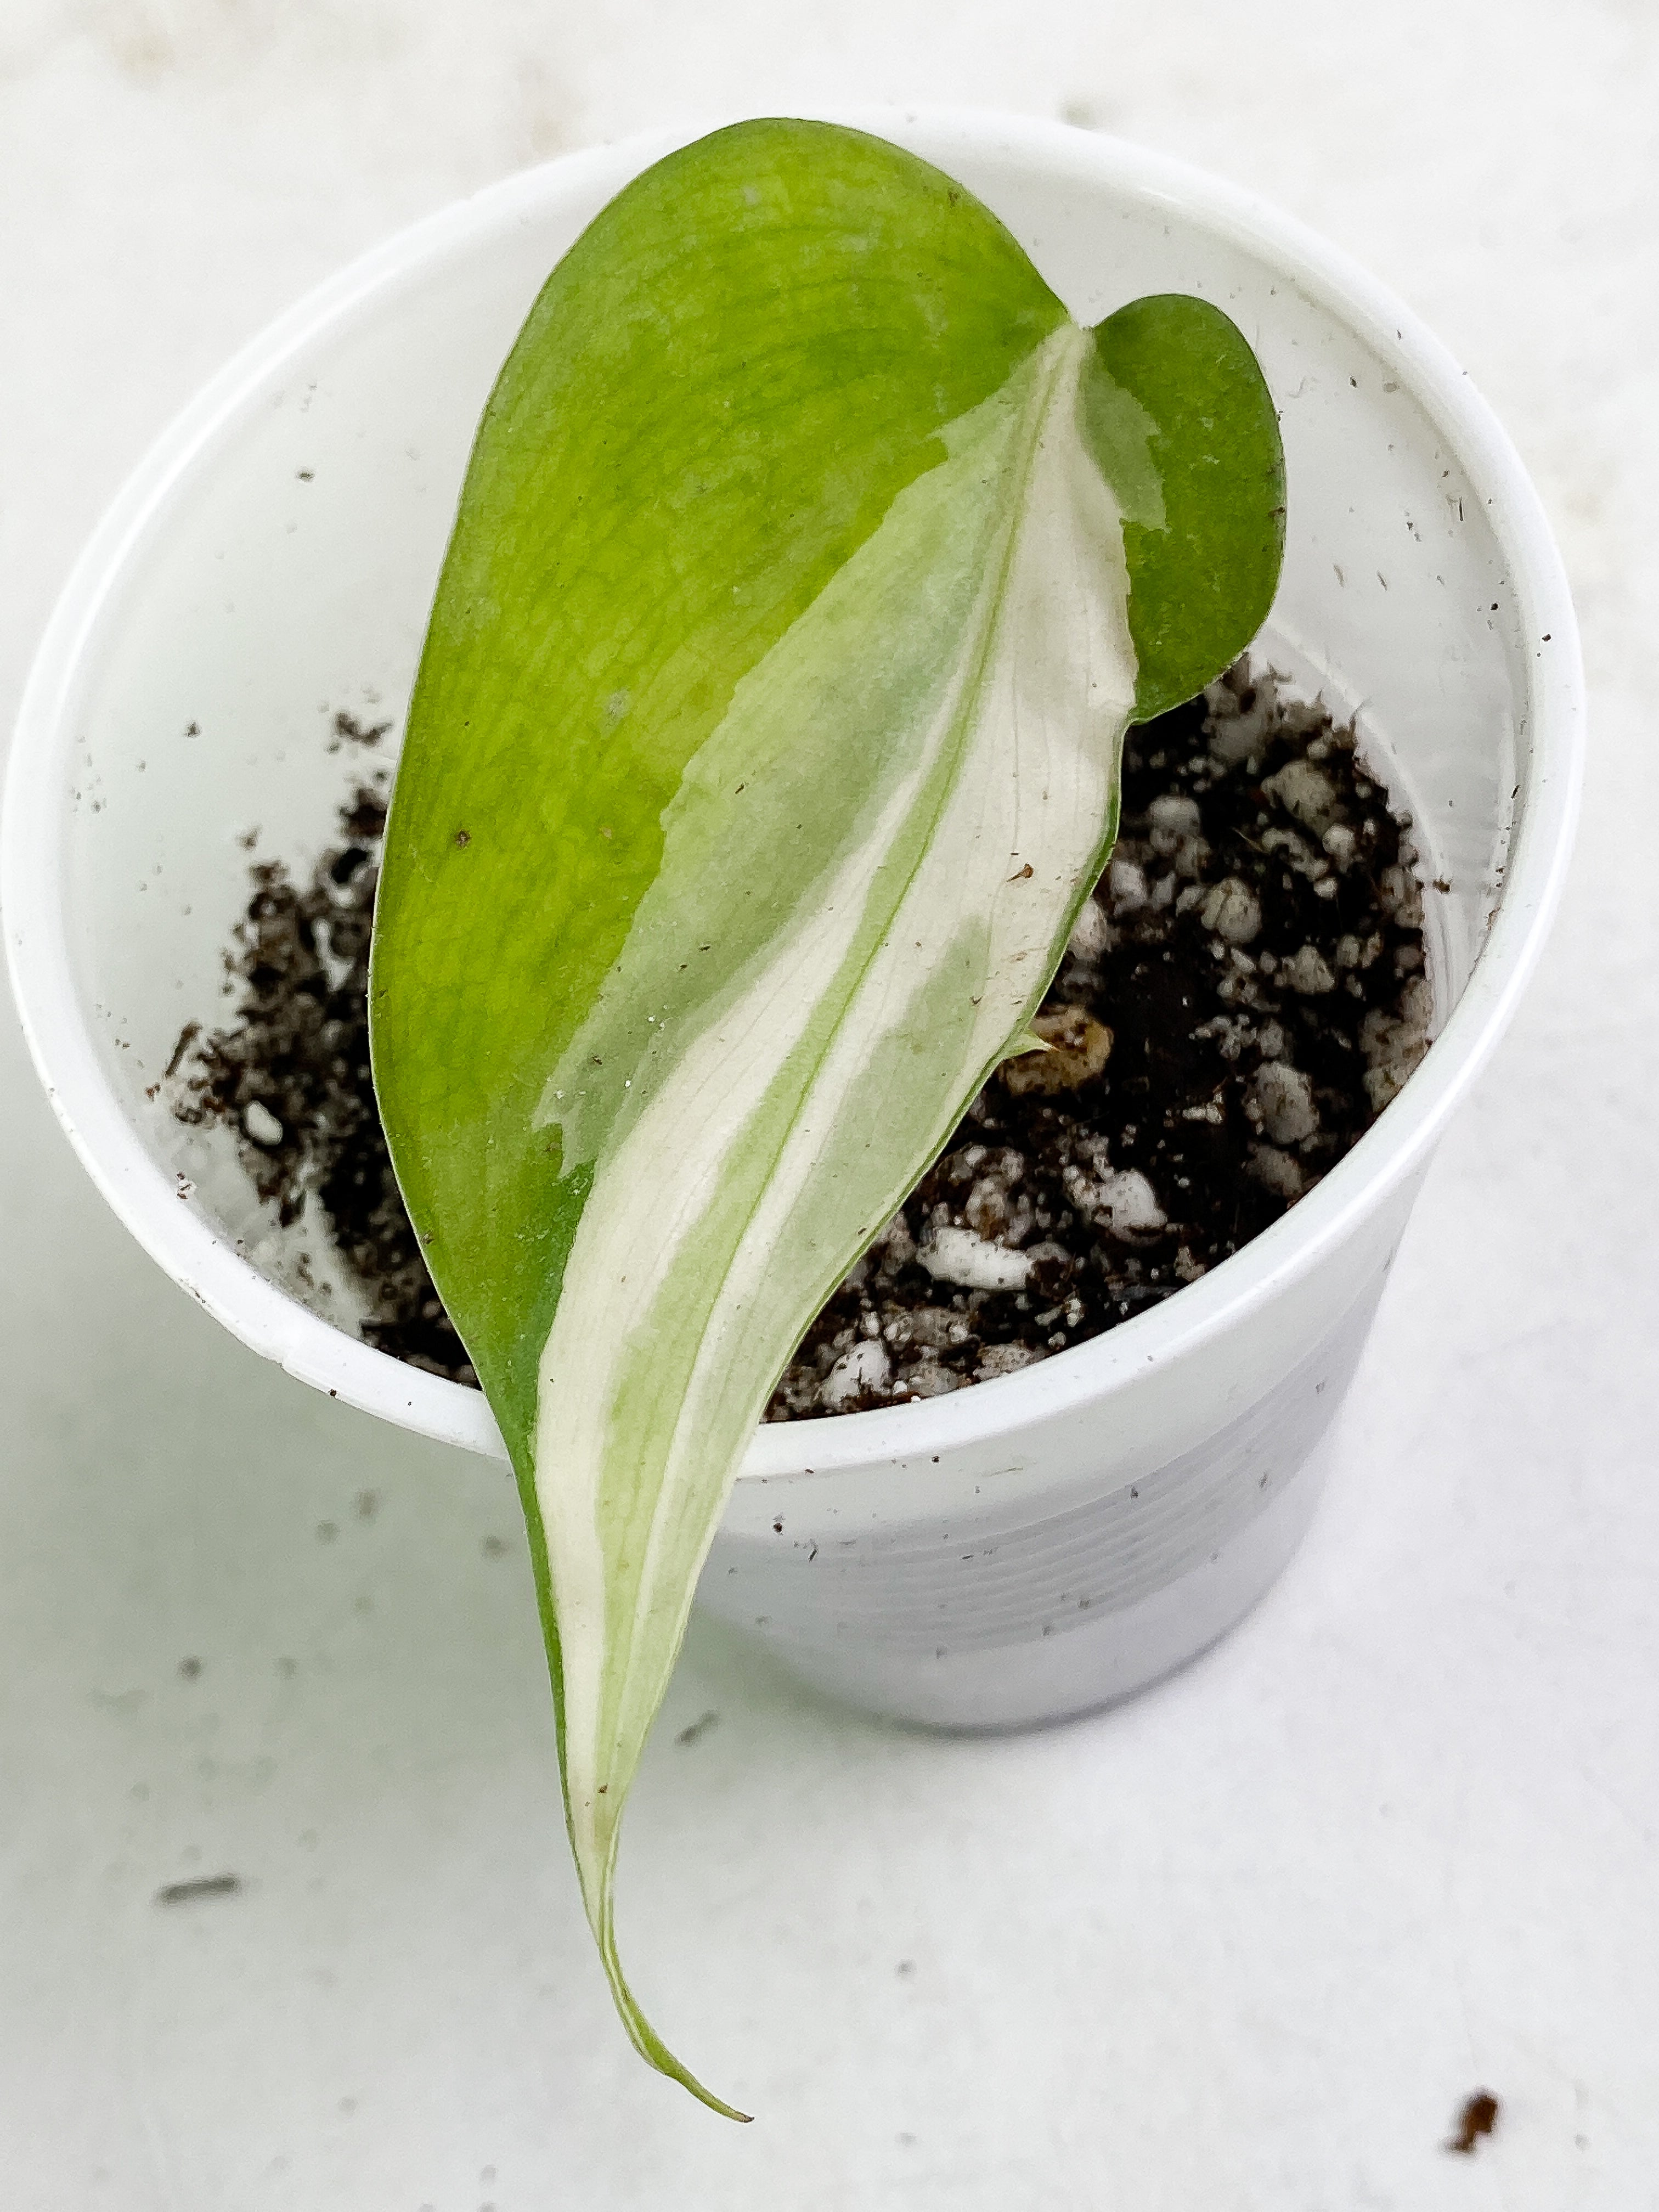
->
[166,662,1432,1419]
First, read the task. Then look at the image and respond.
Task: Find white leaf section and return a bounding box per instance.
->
[529,322,1138,1999]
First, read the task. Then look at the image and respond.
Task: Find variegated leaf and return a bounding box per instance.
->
[371,117,1283,2113]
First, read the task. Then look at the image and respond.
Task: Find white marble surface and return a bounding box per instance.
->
[2,4,1655,2205]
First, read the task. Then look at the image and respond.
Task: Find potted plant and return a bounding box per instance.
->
[1,111,1583,2117]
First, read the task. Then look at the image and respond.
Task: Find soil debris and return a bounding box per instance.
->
[1446,2090,1500,2154]
[328,709,390,752]
[165,766,476,1386]
[155,1874,244,1906]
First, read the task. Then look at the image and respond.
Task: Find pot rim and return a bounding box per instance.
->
[1,106,1584,1480]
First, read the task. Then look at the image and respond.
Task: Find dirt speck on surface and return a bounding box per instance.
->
[167,661,1429,1416]
[326,709,390,752]
[1446,2090,1500,2154]
[675,1710,720,1747]
[155,1874,244,1906]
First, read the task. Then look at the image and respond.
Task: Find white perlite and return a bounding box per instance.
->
[900,1358,963,1399]
[1261,823,1330,883]
[1248,1060,1319,1146]
[1361,975,1433,1109]
[1063,1158,1167,1238]
[1202,666,1280,764]
[1282,944,1337,995]
[822,1339,892,1409]
[1106,856,1148,912]
[1247,1143,1305,1200]
[1378,861,1425,929]
[1335,931,1383,972]
[1066,895,1114,961]
[884,1305,970,1351]
[242,1101,284,1148]
[1261,757,1344,838]
[975,1342,1045,1381]
[920,1224,1033,1293]
[1148,792,1202,838]
[1200,875,1262,946]
[1148,793,1210,880]
[873,1210,918,1269]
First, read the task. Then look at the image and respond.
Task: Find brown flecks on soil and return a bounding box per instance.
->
[155,1874,244,1906]
[167,660,1430,1417]
[163,1020,200,1080]
[1446,2090,1500,2154]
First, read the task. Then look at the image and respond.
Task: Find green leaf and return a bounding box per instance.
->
[1082,293,1286,721]
[370,117,1284,2113]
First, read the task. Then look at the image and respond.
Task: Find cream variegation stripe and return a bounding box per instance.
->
[531,321,1138,1978]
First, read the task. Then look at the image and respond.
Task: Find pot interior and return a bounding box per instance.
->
[43,123,1524,1395]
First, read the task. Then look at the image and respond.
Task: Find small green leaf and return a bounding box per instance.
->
[1082,294,1286,721]
[370,118,1284,2112]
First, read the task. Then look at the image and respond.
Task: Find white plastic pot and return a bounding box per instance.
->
[3,111,1581,1729]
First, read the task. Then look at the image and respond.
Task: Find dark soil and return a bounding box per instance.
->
[166,662,1430,1418]
[165,729,475,1385]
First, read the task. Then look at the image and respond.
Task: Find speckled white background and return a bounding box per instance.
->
[2,4,1656,2206]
